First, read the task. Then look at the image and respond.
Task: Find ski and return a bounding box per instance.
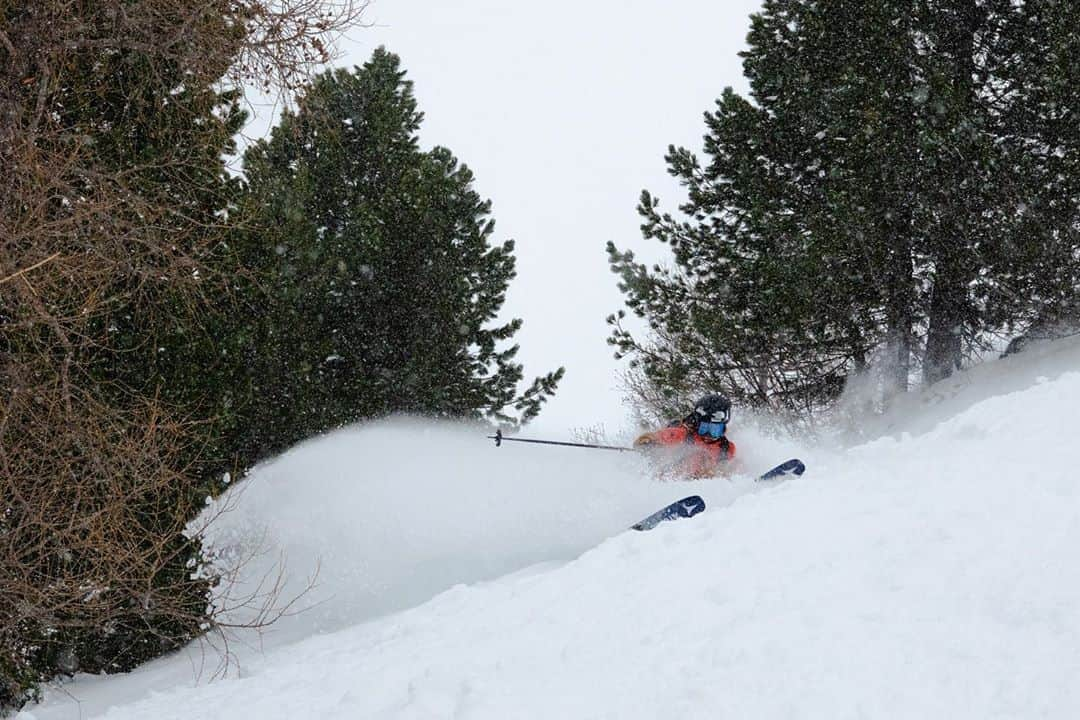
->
[631,459,806,531]
[631,495,706,531]
[756,458,806,481]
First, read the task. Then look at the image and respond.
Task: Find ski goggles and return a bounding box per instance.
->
[697,421,726,439]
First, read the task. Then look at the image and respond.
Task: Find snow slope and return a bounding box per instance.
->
[17,338,1080,719]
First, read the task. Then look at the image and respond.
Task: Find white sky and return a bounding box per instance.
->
[246,0,763,437]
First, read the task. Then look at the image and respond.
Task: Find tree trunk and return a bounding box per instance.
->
[924,258,965,384]
[884,247,914,396]
[922,0,984,385]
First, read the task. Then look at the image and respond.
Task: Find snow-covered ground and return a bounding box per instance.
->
[17,337,1080,719]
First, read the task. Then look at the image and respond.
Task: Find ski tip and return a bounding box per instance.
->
[757,458,806,482]
[677,495,706,517]
[630,495,706,531]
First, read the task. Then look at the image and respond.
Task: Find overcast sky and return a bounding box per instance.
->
[248,0,765,436]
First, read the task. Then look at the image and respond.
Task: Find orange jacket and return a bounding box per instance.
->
[634,424,736,478]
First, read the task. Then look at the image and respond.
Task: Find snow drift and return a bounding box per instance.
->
[18,337,1080,720]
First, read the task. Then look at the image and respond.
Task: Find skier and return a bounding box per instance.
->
[633,394,737,478]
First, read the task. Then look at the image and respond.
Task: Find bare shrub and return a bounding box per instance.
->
[1,0,365,709]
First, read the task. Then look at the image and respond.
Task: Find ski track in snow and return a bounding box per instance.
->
[17,338,1080,720]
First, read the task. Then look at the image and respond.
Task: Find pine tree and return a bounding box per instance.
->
[609,0,922,417]
[980,0,1080,345]
[907,0,1080,376]
[609,0,1080,421]
[238,49,562,458]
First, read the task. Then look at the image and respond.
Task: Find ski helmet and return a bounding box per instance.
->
[692,394,731,424]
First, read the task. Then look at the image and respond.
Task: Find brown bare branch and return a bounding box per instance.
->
[0,252,61,286]
[1,0,368,708]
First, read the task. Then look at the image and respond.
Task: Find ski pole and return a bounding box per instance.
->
[487,428,636,453]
